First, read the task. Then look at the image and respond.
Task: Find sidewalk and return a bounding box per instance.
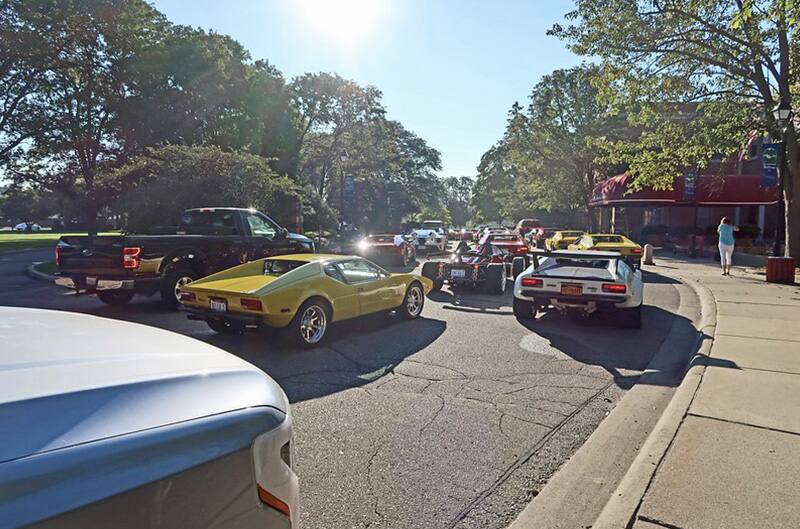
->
[601,255,800,529]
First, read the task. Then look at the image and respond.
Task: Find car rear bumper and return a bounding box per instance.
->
[516,289,629,310]
[185,306,265,325]
[54,274,160,295]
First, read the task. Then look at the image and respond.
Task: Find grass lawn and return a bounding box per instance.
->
[0,232,120,253]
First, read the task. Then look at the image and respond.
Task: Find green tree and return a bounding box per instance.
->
[552,0,800,257]
[111,145,301,232]
[441,176,474,226]
[473,65,622,227]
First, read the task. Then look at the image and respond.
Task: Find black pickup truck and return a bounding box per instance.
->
[55,207,315,309]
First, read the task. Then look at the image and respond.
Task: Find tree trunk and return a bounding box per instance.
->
[785,128,799,259]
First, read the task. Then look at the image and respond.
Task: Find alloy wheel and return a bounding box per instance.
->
[406,286,423,316]
[300,305,327,344]
[174,276,194,301]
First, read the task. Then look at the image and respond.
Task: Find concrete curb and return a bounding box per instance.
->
[590,274,717,529]
[26,262,56,282]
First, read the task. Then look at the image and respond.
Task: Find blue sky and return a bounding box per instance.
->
[152,0,582,177]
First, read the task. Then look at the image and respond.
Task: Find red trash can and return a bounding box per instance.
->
[766,257,797,284]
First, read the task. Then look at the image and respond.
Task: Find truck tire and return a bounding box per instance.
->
[97,290,134,306]
[513,297,535,321]
[484,263,506,295]
[161,267,199,310]
[421,261,443,291]
[512,256,526,279]
[619,303,643,329]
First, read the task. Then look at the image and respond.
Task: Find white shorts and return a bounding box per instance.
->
[719,243,734,267]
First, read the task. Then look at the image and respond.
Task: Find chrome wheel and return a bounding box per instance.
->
[299,305,327,344]
[406,286,423,317]
[174,275,194,302]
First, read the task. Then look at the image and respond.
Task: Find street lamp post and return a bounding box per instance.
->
[772,101,793,257]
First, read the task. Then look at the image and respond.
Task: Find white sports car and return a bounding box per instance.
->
[512,250,643,328]
[412,220,447,253]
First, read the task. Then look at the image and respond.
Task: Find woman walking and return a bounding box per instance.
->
[717,217,738,275]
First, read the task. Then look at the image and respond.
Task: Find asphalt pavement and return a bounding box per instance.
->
[0,247,686,529]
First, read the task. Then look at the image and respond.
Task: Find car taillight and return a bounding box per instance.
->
[122,247,141,269]
[257,485,291,520]
[55,247,61,267]
[630,247,642,254]
[521,277,543,287]
[179,291,196,303]
[602,283,626,293]
[240,298,263,311]
[515,246,528,254]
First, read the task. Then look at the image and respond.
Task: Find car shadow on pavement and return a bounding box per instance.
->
[428,285,512,313]
[203,312,448,404]
[517,306,735,390]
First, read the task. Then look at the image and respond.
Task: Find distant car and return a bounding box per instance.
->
[448,227,473,241]
[179,254,432,347]
[512,250,643,328]
[478,232,530,277]
[545,230,585,250]
[13,222,41,231]
[356,233,416,267]
[0,306,298,529]
[412,220,447,253]
[514,218,541,237]
[568,233,643,269]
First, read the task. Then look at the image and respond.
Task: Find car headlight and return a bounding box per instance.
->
[357,240,369,251]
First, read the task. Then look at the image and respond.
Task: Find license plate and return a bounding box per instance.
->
[86,277,97,286]
[210,299,227,313]
[561,284,583,296]
[450,268,466,278]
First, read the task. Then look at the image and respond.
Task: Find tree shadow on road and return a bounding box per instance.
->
[202,311,447,403]
[516,305,737,390]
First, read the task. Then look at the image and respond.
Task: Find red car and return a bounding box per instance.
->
[515,218,541,237]
[479,232,529,269]
[356,234,416,267]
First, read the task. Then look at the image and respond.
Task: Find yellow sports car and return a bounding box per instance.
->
[568,233,643,267]
[545,230,585,250]
[178,254,433,347]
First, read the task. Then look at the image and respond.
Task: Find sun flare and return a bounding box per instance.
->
[293,0,388,48]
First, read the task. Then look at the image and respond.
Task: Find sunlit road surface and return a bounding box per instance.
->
[1,248,684,529]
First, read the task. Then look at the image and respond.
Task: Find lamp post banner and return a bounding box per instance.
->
[683,171,697,201]
[343,175,355,200]
[762,143,780,187]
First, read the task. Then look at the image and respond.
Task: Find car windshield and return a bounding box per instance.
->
[421,222,442,230]
[263,259,308,275]
[539,257,613,271]
[562,231,583,237]
[367,235,395,243]
[490,235,522,242]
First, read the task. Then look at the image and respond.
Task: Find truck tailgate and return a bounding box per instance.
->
[57,236,130,275]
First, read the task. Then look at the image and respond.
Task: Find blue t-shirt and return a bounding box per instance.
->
[718,224,735,246]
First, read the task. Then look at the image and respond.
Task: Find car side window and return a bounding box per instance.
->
[338,259,384,284]
[245,213,277,238]
[324,263,347,283]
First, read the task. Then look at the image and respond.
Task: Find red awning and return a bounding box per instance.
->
[589,173,779,208]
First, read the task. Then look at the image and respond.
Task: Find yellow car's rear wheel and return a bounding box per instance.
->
[286,299,330,348]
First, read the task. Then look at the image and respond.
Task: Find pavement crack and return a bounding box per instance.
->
[637,515,688,529]
[419,395,446,435]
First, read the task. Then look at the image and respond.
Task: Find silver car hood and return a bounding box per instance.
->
[0,307,289,464]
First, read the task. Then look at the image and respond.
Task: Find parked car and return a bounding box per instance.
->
[512,250,643,328]
[544,230,585,250]
[55,207,314,309]
[13,222,41,231]
[179,254,432,347]
[356,233,416,267]
[567,233,643,269]
[514,218,541,237]
[477,232,530,277]
[421,240,509,295]
[411,220,447,253]
[0,306,298,529]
